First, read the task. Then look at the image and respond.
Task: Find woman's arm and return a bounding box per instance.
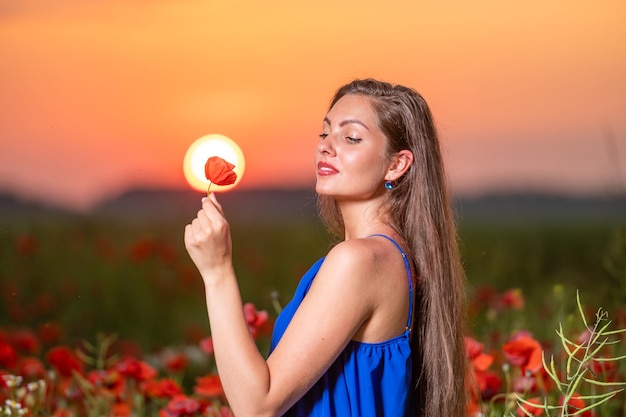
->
[184,194,380,417]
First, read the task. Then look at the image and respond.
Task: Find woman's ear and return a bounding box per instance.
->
[385,150,414,181]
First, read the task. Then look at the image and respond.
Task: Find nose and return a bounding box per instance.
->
[317,135,335,156]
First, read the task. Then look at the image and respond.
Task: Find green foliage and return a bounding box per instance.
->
[1,215,623,353]
[517,292,626,416]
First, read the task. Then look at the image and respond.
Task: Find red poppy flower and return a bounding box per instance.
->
[590,356,619,382]
[87,369,126,397]
[165,352,189,373]
[116,357,157,382]
[465,337,501,400]
[558,393,597,416]
[13,329,40,354]
[0,341,17,369]
[243,303,269,339]
[159,394,202,417]
[141,378,183,398]
[17,357,46,380]
[205,156,237,188]
[194,374,224,397]
[465,337,494,372]
[516,397,544,416]
[46,346,84,378]
[502,333,543,375]
[499,288,525,310]
[112,401,132,417]
[199,337,214,355]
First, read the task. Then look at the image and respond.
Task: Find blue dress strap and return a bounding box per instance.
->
[368,234,414,332]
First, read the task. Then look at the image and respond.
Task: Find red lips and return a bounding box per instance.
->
[317,161,338,176]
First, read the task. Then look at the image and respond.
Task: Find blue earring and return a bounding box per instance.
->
[384,181,394,190]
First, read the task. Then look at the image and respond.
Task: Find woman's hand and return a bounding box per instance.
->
[184,192,233,281]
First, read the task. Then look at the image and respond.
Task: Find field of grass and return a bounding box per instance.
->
[1,197,625,416]
[1,209,624,353]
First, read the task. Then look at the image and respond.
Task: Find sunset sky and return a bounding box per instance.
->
[1,0,625,211]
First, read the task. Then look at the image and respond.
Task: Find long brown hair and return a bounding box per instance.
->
[318,79,467,417]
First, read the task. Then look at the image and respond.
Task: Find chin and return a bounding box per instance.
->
[315,179,335,195]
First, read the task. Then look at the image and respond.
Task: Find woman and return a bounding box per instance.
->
[185,79,467,417]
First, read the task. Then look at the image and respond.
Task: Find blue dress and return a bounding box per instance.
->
[269,235,414,417]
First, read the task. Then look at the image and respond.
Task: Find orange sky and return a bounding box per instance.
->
[1,0,625,211]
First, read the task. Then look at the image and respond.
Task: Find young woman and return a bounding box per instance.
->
[184,79,467,417]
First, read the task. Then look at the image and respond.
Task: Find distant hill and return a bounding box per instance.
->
[0,193,76,222]
[93,188,320,224]
[1,188,625,226]
[454,192,626,225]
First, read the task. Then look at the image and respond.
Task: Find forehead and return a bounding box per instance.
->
[325,94,378,125]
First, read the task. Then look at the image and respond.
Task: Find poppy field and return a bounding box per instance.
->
[1,201,625,416]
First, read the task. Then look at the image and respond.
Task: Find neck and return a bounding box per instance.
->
[337,196,392,240]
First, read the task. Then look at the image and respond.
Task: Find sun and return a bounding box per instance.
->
[183,134,245,193]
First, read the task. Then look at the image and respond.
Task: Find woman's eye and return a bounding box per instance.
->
[346,136,362,144]
[319,133,329,140]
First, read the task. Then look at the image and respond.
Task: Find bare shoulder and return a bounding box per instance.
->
[318,236,410,341]
[326,238,374,264]
[320,237,396,283]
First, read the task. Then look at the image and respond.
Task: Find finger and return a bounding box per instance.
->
[196,207,211,230]
[208,192,226,216]
[184,223,195,248]
[202,194,226,223]
[192,215,212,240]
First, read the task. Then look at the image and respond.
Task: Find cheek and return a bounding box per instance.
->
[348,153,386,181]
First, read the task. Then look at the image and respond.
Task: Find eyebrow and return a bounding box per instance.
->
[323,117,370,131]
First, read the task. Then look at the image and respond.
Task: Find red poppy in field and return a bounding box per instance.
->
[199,337,214,355]
[590,356,619,382]
[13,329,40,354]
[558,393,595,417]
[164,352,189,374]
[0,342,17,369]
[205,156,237,187]
[17,357,46,380]
[516,397,544,416]
[465,337,502,401]
[112,400,132,417]
[87,369,126,397]
[243,303,269,339]
[159,394,203,417]
[194,374,224,398]
[141,378,183,399]
[46,346,84,378]
[116,357,157,382]
[513,373,547,394]
[58,377,84,402]
[465,337,494,372]
[499,289,525,310]
[503,332,543,375]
